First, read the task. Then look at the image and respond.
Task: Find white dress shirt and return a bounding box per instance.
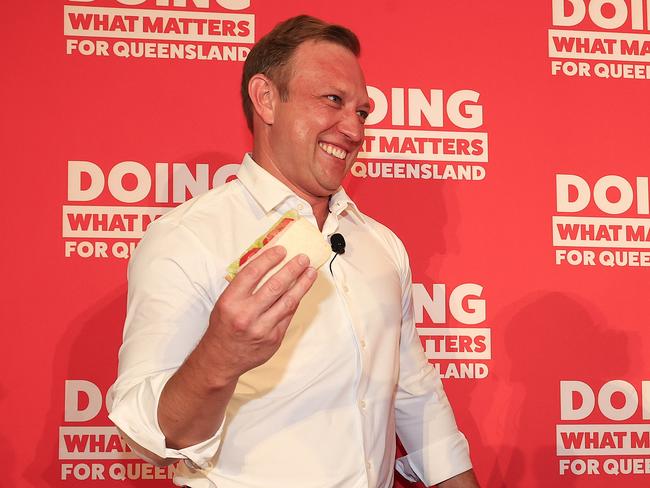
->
[108,154,472,487]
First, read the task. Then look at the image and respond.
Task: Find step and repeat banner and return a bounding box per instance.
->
[2,1,649,487]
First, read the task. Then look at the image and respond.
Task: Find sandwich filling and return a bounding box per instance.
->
[226,210,299,280]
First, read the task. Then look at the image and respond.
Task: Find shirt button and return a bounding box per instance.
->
[297,203,304,211]
[359,400,366,410]
[366,461,372,470]
[342,285,350,293]
[360,339,366,349]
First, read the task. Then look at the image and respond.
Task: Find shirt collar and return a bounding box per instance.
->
[236,153,366,223]
[328,185,366,223]
[236,153,294,214]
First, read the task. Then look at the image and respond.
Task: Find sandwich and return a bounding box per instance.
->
[225,210,332,285]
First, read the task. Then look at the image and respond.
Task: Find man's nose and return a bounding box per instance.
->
[338,110,364,144]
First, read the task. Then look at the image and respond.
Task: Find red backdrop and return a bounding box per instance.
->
[3,1,650,486]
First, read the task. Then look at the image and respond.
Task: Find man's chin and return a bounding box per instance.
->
[316,186,340,197]
[318,176,345,194]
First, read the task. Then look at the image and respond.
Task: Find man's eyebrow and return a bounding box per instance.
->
[358,100,371,109]
[326,85,370,109]
[328,85,346,94]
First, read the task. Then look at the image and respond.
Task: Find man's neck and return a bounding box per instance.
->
[310,199,330,231]
[251,148,331,230]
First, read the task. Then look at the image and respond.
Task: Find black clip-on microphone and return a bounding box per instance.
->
[329,233,346,275]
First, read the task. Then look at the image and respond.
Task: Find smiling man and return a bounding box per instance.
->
[108,15,479,488]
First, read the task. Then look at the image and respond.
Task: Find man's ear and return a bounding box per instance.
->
[248,74,277,126]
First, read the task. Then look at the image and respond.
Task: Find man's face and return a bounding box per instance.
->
[267,40,370,200]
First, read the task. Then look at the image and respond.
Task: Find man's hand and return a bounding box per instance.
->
[157,245,317,451]
[204,245,318,382]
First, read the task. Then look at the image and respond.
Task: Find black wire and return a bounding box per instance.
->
[329,253,339,275]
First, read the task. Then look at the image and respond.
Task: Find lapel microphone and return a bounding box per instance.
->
[330,233,346,255]
[329,233,346,275]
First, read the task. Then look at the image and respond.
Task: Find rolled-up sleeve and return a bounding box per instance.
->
[107,219,225,468]
[393,248,472,486]
[108,371,225,468]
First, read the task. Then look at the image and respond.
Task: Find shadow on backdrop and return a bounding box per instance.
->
[26,286,138,487]
[476,291,632,488]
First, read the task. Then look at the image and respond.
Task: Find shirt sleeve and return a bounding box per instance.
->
[393,243,473,486]
[106,219,226,469]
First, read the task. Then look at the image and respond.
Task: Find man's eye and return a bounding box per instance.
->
[326,95,342,103]
[357,110,369,121]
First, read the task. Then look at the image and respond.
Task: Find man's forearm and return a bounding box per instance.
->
[435,468,480,488]
[158,248,317,451]
[158,337,238,450]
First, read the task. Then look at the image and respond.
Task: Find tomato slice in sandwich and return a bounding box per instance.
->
[225,210,300,282]
[262,218,293,245]
[239,246,261,267]
[238,218,295,267]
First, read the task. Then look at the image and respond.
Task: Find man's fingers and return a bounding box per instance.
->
[220,249,314,337]
[229,245,287,297]
[253,253,312,310]
[261,265,318,327]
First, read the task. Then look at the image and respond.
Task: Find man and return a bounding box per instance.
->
[108,15,479,488]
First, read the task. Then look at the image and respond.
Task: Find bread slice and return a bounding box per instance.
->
[225,210,331,287]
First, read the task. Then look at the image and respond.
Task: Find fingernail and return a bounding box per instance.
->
[306,267,317,278]
[298,254,309,265]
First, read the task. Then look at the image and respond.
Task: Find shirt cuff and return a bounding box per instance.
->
[395,432,473,486]
[107,371,224,469]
